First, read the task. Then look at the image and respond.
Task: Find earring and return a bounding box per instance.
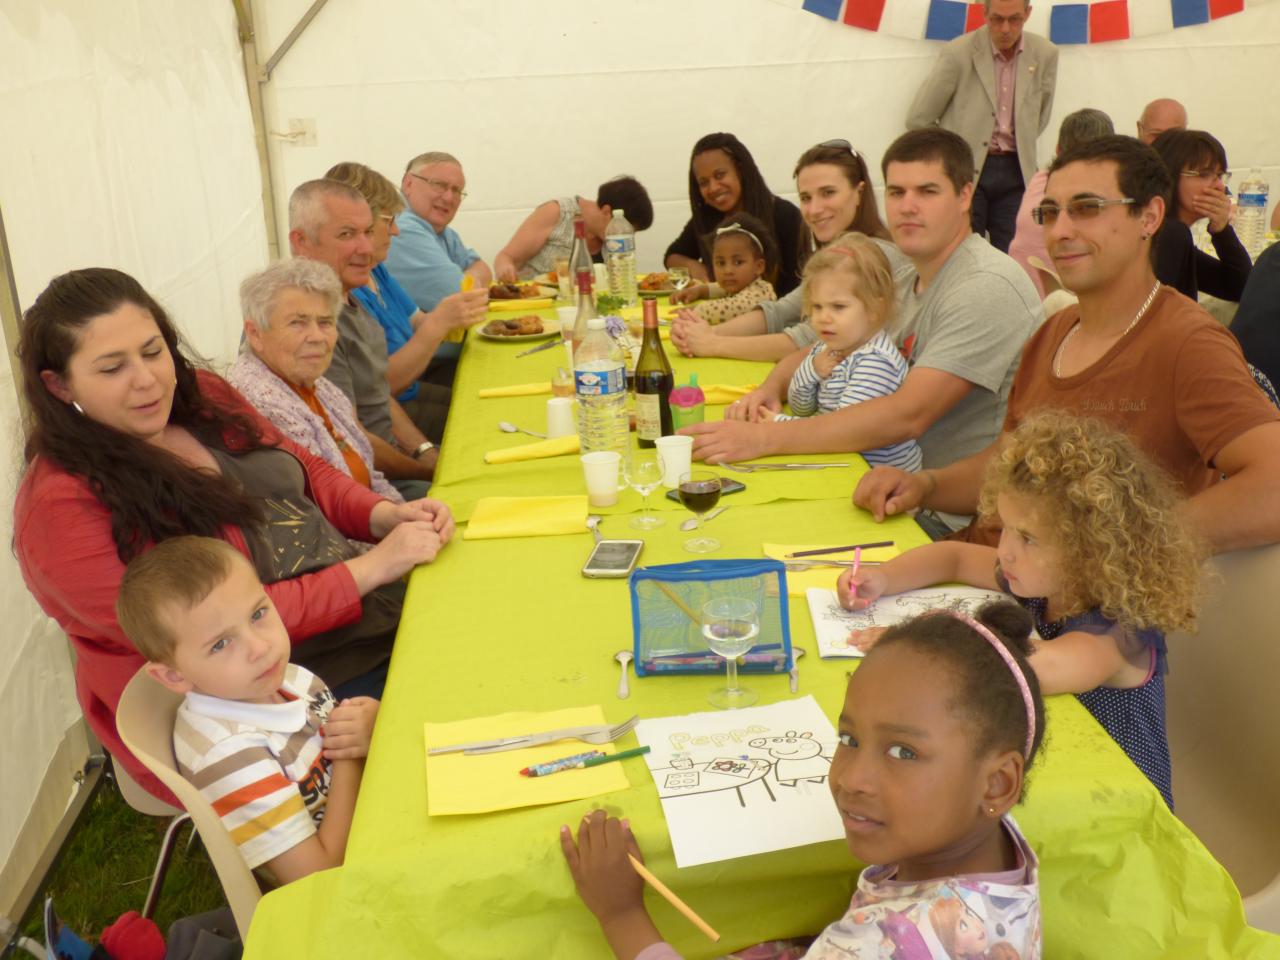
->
[71,401,85,415]
[988,806,997,815]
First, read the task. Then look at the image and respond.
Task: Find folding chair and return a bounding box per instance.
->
[115,670,262,939]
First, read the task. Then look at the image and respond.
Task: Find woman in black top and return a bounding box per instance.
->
[1151,129,1252,302]
[664,133,805,296]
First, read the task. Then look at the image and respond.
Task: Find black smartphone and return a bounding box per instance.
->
[582,539,645,578]
[665,477,746,503]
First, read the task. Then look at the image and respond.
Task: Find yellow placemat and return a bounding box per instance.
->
[478,381,552,398]
[764,542,901,596]
[483,434,580,464]
[463,495,588,540]
[424,705,629,815]
[701,384,757,405]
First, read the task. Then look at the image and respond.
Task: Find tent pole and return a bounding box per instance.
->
[261,0,331,79]
[232,0,283,262]
[0,203,25,421]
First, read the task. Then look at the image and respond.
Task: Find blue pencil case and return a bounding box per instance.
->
[629,559,792,677]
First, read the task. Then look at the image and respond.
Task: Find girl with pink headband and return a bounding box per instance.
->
[560,600,1045,960]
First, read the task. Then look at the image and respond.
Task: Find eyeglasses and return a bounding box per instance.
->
[1031,197,1135,226]
[1181,168,1231,185]
[408,172,467,200]
[376,213,397,225]
[986,13,1026,27]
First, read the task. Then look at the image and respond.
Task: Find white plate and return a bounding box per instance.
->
[476,317,561,342]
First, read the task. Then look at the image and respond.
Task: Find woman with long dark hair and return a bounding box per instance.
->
[1151,129,1252,302]
[671,139,901,361]
[663,132,805,296]
[14,268,450,801]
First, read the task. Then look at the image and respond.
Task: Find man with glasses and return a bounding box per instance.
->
[856,136,1280,553]
[907,0,1058,254]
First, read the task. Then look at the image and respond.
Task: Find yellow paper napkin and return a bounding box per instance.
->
[702,384,758,405]
[483,434,580,465]
[464,495,588,540]
[478,382,552,399]
[763,542,901,596]
[424,705,630,815]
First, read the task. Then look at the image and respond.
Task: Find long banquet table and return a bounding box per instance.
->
[243,303,1277,959]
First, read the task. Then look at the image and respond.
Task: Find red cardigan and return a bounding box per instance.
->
[13,372,387,803]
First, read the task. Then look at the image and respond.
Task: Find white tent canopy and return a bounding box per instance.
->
[2,0,1278,925]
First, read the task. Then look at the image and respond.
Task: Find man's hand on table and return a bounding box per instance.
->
[680,418,776,464]
[853,467,935,522]
[323,697,379,760]
[561,811,663,958]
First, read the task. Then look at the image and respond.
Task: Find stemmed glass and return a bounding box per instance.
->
[703,597,760,709]
[668,267,691,292]
[626,454,665,529]
[677,471,722,553]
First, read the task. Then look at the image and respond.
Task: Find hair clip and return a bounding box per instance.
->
[715,222,765,253]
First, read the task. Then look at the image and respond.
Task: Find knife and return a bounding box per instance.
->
[515,338,563,358]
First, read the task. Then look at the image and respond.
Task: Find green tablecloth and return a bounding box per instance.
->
[243,321,1278,959]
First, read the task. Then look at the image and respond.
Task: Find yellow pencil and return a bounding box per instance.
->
[627,854,720,943]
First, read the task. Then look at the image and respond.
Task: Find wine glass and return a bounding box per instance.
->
[678,470,722,553]
[703,597,760,709]
[668,267,691,292]
[626,454,665,529]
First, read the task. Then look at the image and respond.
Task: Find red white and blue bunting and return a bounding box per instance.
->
[792,0,1267,43]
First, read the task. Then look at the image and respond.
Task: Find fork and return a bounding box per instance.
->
[427,715,640,756]
[720,462,850,473]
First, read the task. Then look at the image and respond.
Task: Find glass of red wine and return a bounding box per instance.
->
[678,470,722,553]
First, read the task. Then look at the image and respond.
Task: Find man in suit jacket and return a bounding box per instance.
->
[906,0,1058,253]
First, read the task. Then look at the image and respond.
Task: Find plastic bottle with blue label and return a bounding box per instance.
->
[575,317,630,460]
[1236,168,1270,261]
[604,209,638,307]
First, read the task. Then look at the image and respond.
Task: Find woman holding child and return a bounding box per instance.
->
[14,268,450,801]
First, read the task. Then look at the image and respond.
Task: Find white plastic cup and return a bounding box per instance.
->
[655,435,693,489]
[555,305,577,341]
[581,451,622,507]
[546,396,576,439]
[593,263,609,298]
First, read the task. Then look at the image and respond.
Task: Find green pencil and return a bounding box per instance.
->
[582,745,651,768]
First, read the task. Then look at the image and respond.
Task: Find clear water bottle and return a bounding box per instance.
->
[604,209,638,307]
[1236,169,1270,261]
[575,317,630,462]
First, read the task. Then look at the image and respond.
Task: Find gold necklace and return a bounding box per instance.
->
[1053,281,1161,378]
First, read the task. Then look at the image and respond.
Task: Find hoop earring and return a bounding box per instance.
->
[71,401,85,416]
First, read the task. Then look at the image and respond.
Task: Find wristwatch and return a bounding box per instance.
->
[413,440,435,458]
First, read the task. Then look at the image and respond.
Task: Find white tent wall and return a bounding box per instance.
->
[0,0,266,919]
[255,0,1280,274]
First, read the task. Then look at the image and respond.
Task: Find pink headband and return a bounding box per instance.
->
[950,612,1036,760]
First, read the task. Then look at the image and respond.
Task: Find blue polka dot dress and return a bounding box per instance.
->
[1000,576,1175,810]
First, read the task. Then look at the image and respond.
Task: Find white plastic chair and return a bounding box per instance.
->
[115,670,262,939]
[1167,544,1280,933]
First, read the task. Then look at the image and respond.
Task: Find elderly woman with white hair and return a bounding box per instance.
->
[228,258,403,502]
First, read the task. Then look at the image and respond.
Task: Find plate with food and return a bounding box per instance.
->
[637,272,675,297]
[477,315,560,341]
[488,281,556,310]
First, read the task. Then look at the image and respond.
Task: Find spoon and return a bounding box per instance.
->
[680,504,730,532]
[498,421,546,439]
[614,650,633,699]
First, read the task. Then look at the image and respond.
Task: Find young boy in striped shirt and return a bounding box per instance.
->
[771,232,923,472]
[117,535,377,884]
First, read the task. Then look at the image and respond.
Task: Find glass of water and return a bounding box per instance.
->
[702,596,759,709]
[626,453,665,529]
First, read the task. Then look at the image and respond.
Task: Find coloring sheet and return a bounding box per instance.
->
[806,586,1012,659]
[634,696,844,867]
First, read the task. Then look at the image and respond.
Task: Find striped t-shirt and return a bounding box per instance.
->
[173,664,336,869]
[779,329,923,471]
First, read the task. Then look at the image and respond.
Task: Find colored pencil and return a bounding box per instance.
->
[628,854,720,942]
[785,540,893,558]
[581,745,650,768]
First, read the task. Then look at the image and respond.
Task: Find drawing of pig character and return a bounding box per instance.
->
[748,731,831,786]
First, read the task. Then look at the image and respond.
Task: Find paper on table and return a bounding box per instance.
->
[634,697,844,868]
[701,384,759,405]
[463,495,588,540]
[424,706,630,815]
[483,434,580,464]
[478,382,551,398]
[762,543,899,596]
[805,585,1013,658]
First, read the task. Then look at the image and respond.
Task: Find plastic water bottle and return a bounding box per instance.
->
[1236,169,1270,261]
[604,209,638,307]
[575,317,630,460]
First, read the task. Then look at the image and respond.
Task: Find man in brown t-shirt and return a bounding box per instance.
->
[854,136,1280,553]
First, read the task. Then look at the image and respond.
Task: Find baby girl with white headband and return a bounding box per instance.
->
[670,212,778,324]
[561,600,1045,960]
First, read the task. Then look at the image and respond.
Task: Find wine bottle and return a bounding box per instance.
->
[634,298,674,448]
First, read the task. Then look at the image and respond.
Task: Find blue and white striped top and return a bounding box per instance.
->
[778,329,922,471]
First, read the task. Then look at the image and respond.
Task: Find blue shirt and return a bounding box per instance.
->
[385,207,480,364]
[351,264,421,403]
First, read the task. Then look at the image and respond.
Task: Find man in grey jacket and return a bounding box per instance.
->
[906,0,1057,253]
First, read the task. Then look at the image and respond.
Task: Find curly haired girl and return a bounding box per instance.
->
[838,409,1205,808]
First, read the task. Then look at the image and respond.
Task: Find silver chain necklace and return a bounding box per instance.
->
[1054,281,1161,378]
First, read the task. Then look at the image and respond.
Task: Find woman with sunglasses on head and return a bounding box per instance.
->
[1150,129,1252,302]
[671,140,903,362]
[664,133,804,297]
